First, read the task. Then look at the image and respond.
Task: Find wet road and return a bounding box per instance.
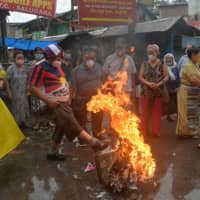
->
[1,119,200,200]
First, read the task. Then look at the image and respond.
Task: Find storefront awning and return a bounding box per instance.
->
[0,37,57,51]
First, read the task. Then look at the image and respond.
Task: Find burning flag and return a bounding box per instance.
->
[87,66,156,191]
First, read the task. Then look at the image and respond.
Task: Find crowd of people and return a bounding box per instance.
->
[0,37,200,161]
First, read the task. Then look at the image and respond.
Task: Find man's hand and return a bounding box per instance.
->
[46,99,60,109]
[30,86,60,108]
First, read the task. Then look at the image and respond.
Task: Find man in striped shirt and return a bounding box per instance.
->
[29,44,107,161]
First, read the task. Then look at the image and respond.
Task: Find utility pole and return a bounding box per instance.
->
[0,10,9,65]
[71,0,75,31]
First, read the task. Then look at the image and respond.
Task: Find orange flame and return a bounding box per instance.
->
[87,64,156,181]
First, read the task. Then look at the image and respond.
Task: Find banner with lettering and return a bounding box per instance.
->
[78,0,136,26]
[0,0,56,18]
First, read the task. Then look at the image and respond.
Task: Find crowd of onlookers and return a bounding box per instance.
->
[0,38,200,160]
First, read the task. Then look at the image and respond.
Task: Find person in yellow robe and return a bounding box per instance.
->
[176,47,200,138]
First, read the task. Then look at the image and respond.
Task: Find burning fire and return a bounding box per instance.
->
[87,63,156,182]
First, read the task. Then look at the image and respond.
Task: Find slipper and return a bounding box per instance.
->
[48,121,55,128]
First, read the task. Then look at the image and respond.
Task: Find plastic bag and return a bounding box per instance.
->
[0,98,25,159]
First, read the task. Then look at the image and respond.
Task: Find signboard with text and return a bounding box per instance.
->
[78,0,136,26]
[0,0,56,18]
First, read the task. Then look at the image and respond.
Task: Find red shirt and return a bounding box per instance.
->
[30,61,69,102]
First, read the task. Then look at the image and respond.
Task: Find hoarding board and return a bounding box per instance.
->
[78,0,136,26]
[0,0,56,18]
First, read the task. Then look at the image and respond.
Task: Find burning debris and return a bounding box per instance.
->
[87,69,156,192]
[109,139,137,192]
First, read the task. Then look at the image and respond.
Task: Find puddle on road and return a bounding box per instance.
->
[184,189,200,200]
[153,163,175,200]
[29,176,59,200]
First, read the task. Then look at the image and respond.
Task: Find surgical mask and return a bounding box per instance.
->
[148,55,157,62]
[166,61,173,67]
[16,59,24,65]
[35,53,44,61]
[64,53,72,60]
[52,60,62,68]
[86,59,95,69]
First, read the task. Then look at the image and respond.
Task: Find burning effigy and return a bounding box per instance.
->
[87,68,156,192]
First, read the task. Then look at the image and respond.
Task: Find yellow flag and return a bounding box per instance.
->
[0,98,25,159]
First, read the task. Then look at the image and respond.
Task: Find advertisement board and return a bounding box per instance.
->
[78,0,136,26]
[0,0,56,18]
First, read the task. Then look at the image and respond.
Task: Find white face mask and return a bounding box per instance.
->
[86,59,95,69]
[148,55,157,62]
[166,61,174,67]
[52,60,62,68]
[35,53,44,61]
[64,53,72,60]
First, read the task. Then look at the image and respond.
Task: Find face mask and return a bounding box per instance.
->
[64,53,72,60]
[86,59,95,69]
[148,55,157,62]
[16,59,24,65]
[166,61,173,67]
[52,60,62,68]
[35,53,44,61]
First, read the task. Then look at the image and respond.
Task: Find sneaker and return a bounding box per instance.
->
[46,153,66,161]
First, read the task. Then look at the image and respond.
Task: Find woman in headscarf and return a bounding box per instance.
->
[176,47,200,138]
[139,44,169,137]
[164,53,180,121]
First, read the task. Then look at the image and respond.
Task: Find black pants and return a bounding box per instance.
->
[72,100,103,137]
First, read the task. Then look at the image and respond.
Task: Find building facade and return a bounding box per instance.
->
[158,3,188,18]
